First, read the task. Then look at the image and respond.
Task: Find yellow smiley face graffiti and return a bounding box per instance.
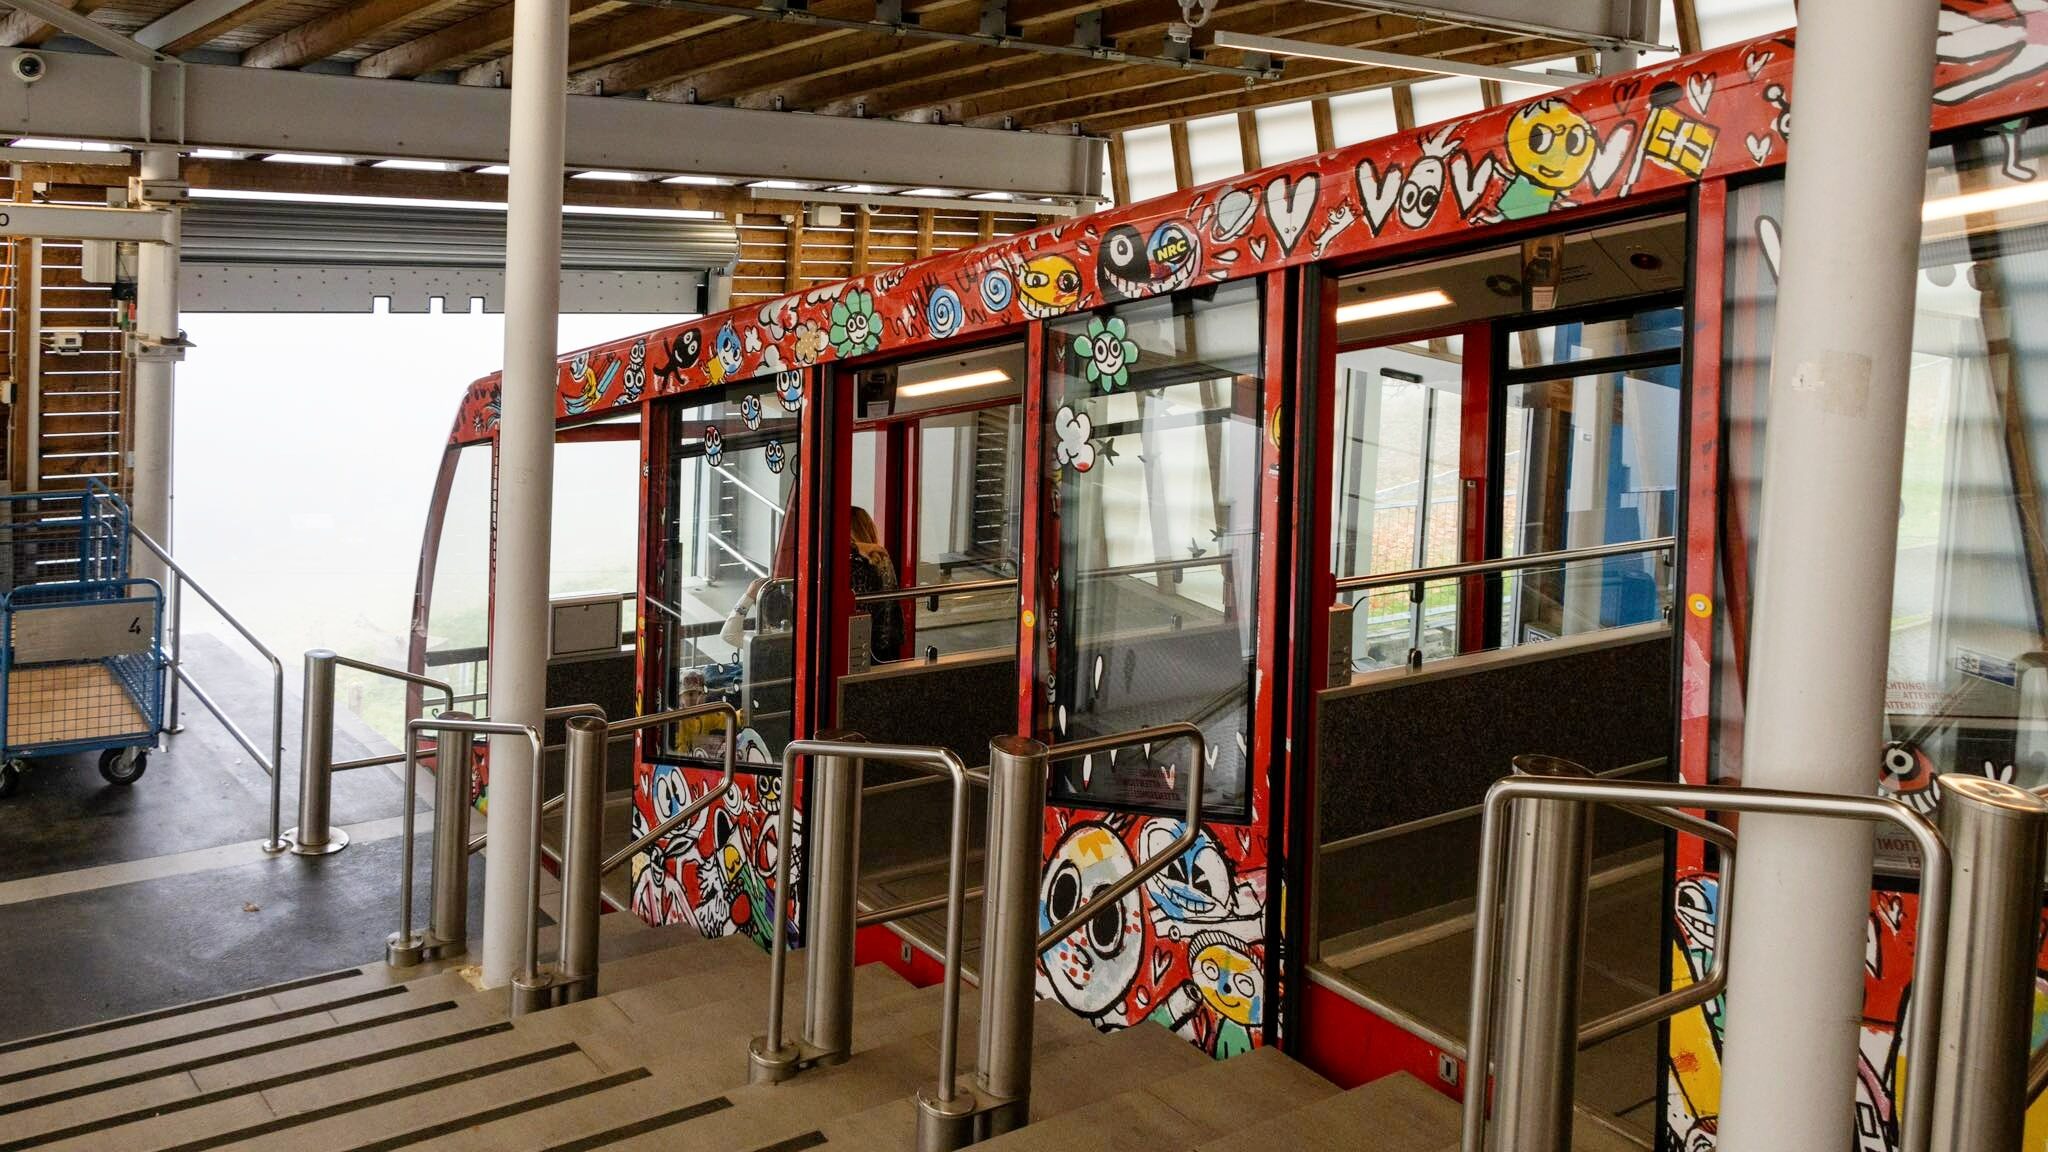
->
[1507,99,1596,192]
[1193,937,1262,1027]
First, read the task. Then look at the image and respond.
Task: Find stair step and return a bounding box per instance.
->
[1195,1072,1460,1152]
[0,968,365,1061]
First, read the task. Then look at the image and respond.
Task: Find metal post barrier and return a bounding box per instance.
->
[1930,775,2048,1152]
[803,734,863,1065]
[388,713,541,968]
[287,650,346,855]
[1492,756,1594,1152]
[1463,776,1950,1152]
[552,715,608,1005]
[976,735,1049,1139]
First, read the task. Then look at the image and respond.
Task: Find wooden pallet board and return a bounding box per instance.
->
[6,661,147,747]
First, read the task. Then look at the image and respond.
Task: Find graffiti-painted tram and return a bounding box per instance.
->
[413,7,2048,1147]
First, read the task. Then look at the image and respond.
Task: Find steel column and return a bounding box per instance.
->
[286,649,348,855]
[130,147,178,593]
[429,724,473,956]
[1930,776,2048,1152]
[480,0,569,989]
[975,735,1048,1138]
[555,715,607,1003]
[802,745,862,1064]
[1715,3,1943,1149]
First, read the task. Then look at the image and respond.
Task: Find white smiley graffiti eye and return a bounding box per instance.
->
[1108,233,1136,264]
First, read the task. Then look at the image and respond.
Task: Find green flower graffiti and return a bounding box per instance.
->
[829,290,880,358]
[1073,316,1139,392]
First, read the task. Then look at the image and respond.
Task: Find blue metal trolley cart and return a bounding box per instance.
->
[0,482,166,798]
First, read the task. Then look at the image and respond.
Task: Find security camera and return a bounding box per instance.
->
[11,53,46,84]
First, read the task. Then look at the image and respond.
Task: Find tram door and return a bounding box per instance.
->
[821,341,1028,950]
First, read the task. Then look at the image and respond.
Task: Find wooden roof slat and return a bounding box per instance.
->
[0,0,116,49]
[155,0,303,54]
[355,0,619,77]
[244,0,472,68]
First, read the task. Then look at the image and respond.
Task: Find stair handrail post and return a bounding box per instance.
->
[285,648,348,856]
[1929,775,2048,1152]
[549,714,610,1007]
[802,732,864,1065]
[974,734,1051,1138]
[1491,755,1595,1152]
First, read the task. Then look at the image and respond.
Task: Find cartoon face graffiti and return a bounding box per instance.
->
[777,371,804,412]
[1138,819,1260,939]
[764,439,787,474]
[1017,254,1083,318]
[703,426,724,467]
[739,394,762,430]
[1880,740,1940,815]
[1507,99,1597,192]
[1190,932,1262,1028]
[1039,823,1142,1016]
[1097,220,1200,302]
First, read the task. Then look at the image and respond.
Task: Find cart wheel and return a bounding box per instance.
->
[98,748,146,785]
[0,762,18,799]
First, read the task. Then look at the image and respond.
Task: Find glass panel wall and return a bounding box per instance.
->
[1045,279,1263,818]
[652,377,803,766]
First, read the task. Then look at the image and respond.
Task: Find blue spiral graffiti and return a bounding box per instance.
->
[926,286,963,338]
[980,270,1015,314]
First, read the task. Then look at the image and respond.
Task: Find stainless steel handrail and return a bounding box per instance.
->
[1317,756,1668,856]
[597,702,739,875]
[855,886,986,929]
[762,737,972,1106]
[325,655,456,772]
[397,716,540,957]
[467,702,610,855]
[130,523,289,852]
[1461,776,1949,1152]
[1036,722,1206,950]
[1080,555,1230,582]
[852,576,1018,608]
[1336,536,1675,595]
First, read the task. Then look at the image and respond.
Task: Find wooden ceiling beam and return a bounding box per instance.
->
[940,12,1433,126]
[616,23,859,101]
[453,1,683,85]
[656,0,1120,107]
[148,0,300,54]
[1071,35,1569,134]
[0,0,114,49]
[243,0,468,69]
[356,0,622,76]
[842,0,1359,120]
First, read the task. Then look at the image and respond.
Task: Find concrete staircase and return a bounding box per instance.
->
[0,912,1623,1151]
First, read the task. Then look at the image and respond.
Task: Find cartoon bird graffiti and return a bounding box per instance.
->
[562,351,619,415]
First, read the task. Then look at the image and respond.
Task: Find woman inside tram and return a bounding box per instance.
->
[849,506,902,663]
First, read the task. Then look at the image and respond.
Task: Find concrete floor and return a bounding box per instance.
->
[0,636,485,1044]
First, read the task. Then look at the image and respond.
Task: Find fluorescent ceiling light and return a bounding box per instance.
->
[897,368,1010,398]
[1336,288,1453,324]
[374,159,451,171]
[264,153,354,166]
[1922,181,2048,222]
[9,137,119,151]
[970,191,1015,201]
[1211,32,1577,89]
[189,148,247,160]
[475,164,511,176]
[663,174,731,185]
[831,183,888,194]
[898,187,959,197]
[566,205,719,220]
[749,179,816,190]
[572,169,642,181]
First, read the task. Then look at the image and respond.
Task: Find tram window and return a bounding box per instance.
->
[1499,308,1682,646]
[651,378,802,768]
[1045,279,1263,819]
[1716,121,2048,810]
[847,342,1024,666]
[1331,340,1465,672]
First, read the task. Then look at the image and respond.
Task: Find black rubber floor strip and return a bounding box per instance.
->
[538,1094,736,1152]
[148,1041,583,1152]
[0,968,362,1057]
[0,1018,514,1152]
[0,984,409,1086]
[751,1132,829,1152]
[344,1067,653,1152]
[0,1000,461,1118]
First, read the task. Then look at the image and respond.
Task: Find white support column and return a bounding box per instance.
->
[131,146,179,579]
[480,0,568,988]
[1716,4,1940,1150]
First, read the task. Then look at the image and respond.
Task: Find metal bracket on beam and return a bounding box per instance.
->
[977,0,1015,41]
[1072,10,1102,50]
[128,177,190,207]
[129,332,193,362]
[875,0,916,26]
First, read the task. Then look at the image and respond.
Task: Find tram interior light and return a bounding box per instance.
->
[1336,288,1453,324]
[1922,181,2048,223]
[896,368,1011,398]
